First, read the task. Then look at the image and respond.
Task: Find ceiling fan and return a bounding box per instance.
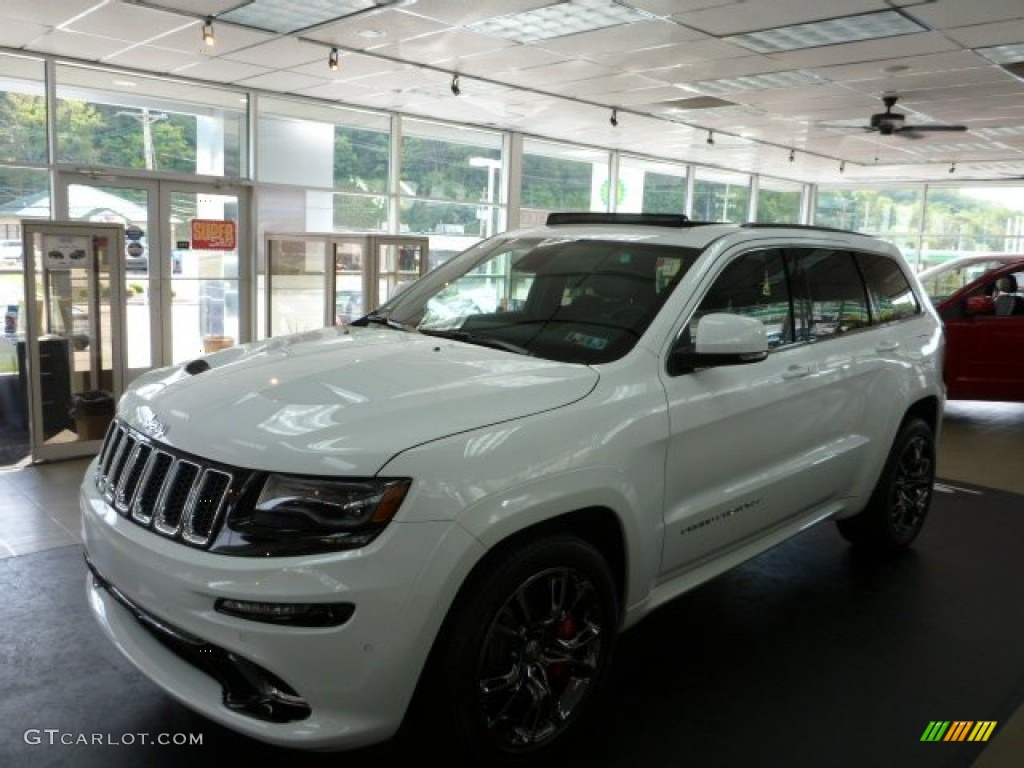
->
[860,94,968,139]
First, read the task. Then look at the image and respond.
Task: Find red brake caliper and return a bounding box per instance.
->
[548,615,576,682]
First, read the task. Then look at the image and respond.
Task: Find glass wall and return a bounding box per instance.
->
[692,168,751,223]
[400,119,504,266]
[921,186,1024,267]
[257,97,390,233]
[756,177,803,223]
[815,187,923,267]
[0,53,47,386]
[521,139,609,227]
[55,63,247,177]
[617,156,687,215]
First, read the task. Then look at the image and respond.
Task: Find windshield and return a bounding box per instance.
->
[355,235,700,364]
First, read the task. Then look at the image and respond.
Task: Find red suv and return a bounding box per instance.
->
[918,255,1024,401]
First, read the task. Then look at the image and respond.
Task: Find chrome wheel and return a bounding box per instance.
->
[476,566,606,749]
[889,433,934,538]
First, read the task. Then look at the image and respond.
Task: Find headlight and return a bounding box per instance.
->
[210,475,411,556]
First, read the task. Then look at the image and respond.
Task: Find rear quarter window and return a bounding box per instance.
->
[856,252,921,323]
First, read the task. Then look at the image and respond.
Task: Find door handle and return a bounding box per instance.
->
[876,341,900,353]
[782,365,812,379]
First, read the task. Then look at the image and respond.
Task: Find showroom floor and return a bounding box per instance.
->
[1,400,1022,767]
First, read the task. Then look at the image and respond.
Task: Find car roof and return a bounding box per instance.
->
[918,253,1024,279]
[507,213,899,254]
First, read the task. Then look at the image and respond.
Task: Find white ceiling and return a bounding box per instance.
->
[3,0,1024,186]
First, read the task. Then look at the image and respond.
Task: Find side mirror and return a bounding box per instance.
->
[964,295,995,316]
[669,313,769,375]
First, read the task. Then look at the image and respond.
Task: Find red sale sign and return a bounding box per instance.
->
[191,219,237,250]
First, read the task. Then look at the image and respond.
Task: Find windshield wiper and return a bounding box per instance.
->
[420,329,534,356]
[361,313,417,332]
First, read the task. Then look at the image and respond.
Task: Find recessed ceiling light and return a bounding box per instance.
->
[686,69,826,96]
[469,1,655,44]
[358,29,385,38]
[975,43,1024,65]
[726,11,926,54]
[113,80,137,87]
[220,0,380,33]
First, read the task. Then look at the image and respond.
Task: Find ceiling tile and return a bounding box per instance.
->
[27,29,136,60]
[670,0,889,36]
[0,17,50,48]
[302,9,449,50]
[145,19,274,55]
[224,37,324,68]
[534,19,708,57]
[903,0,1024,30]
[403,0,553,26]
[942,20,1024,49]
[455,46,568,77]
[769,32,960,68]
[102,44,201,73]
[172,58,273,82]
[234,70,330,92]
[0,0,106,27]
[368,29,516,66]
[288,51,407,81]
[64,2,193,43]
[811,50,998,82]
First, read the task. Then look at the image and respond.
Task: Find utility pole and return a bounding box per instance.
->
[117,108,168,170]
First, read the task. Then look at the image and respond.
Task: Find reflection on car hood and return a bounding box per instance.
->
[120,326,598,475]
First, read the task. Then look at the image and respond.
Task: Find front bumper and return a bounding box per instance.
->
[80,461,484,750]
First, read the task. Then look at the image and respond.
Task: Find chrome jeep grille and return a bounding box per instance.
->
[95,419,240,548]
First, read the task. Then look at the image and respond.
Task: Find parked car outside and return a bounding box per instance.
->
[81,213,945,765]
[918,254,1024,401]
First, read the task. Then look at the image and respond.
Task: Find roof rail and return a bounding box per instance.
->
[740,222,862,235]
[545,212,717,228]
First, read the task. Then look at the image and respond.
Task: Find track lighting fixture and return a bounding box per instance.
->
[329,47,339,71]
[949,161,956,174]
[451,74,461,96]
[789,148,795,162]
[202,17,215,46]
[706,130,714,145]
[839,160,846,173]
[610,109,618,127]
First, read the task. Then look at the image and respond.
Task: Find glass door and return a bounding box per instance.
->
[21,221,125,462]
[60,176,249,371]
[163,185,244,363]
[261,234,428,338]
[64,176,159,383]
[332,236,368,325]
[265,235,329,337]
[375,237,429,307]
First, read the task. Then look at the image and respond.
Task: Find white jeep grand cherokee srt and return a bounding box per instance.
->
[82,213,945,764]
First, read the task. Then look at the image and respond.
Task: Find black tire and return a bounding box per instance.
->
[836,417,936,551]
[425,535,619,766]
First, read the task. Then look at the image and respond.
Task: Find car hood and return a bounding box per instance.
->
[119,326,598,475]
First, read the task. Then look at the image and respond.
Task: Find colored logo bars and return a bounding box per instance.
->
[921,721,997,742]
